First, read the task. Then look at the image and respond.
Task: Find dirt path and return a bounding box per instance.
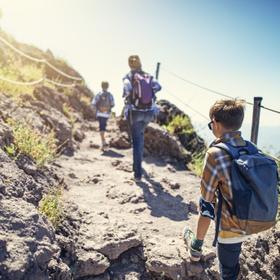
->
[54,120,218,279]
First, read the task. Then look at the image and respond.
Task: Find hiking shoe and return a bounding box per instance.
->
[133,176,142,183]
[101,143,108,151]
[182,226,194,247]
[189,245,202,262]
[182,226,202,262]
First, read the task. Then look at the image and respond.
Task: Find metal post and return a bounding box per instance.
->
[155,62,161,80]
[250,97,263,144]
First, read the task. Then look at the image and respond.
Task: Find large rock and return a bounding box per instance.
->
[0,122,13,148]
[0,150,46,204]
[81,223,142,261]
[157,99,206,154]
[144,237,187,280]
[0,94,74,154]
[0,198,59,280]
[0,99,45,133]
[109,132,131,149]
[33,86,67,113]
[38,107,74,154]
[117,118,191,163]
[240,223,280,280]
[73,249,110,278]
[66,87,95,120]
[144,123,191,163]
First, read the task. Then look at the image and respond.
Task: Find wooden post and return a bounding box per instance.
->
[250,97,263,144]
[155,62,160,80]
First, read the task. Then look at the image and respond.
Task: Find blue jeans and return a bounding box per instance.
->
[217,242,242,280]
[130,110,154,178]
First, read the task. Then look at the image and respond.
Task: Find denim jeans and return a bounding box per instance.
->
[217,242,242,280]
[130,110,154,178]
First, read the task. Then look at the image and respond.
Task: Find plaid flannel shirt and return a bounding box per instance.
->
[200,131,250,243]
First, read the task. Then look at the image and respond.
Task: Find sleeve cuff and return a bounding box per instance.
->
[199,197,215,220]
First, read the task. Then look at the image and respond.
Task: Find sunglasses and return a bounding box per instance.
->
[208,121,214,130]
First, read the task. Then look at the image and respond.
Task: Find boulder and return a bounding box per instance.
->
[73,249,110,278]
[38,108,74,154]
[0,198,59,280]
[144,238,187,280]
[0,122,13,148]
[82,224,142,261]
[156,99,206,154]
[33,86,67,113]
[240,223,280,280]
[144,123,191,163]
[109,132,131,149]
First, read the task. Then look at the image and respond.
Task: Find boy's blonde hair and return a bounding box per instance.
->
[209,99,246,130]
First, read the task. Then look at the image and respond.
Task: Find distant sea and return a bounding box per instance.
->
[194,122,280,157]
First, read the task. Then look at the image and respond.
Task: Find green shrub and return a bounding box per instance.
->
[189,151,206,177]
[39,189,63,228]
[165,115,193,135]
[6,119,57,166]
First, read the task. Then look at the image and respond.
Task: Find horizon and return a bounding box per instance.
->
[0,0,279,153]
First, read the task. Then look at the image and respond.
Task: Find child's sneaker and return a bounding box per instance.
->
[133,176,142,183]
[182,226,202,262]
[189,244,202,262]
[101,142,108,151]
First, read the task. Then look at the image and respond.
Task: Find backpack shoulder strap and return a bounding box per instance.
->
[213,141,258,159]
[213,142,239,159]
[212,189,223,247]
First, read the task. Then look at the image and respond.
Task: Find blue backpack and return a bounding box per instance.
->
[213,141,279,246]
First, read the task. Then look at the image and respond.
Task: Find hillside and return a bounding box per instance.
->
[0,30,279,280]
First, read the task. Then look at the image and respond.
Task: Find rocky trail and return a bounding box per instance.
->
[53,119,219,280]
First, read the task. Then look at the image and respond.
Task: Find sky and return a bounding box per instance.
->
[0,0,280,151]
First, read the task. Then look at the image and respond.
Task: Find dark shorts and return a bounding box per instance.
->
[97,117,108,132]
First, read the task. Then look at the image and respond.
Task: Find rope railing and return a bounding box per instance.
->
[164,87,280,162]
[0,36,44,63]
[44,60,83,81]
[0,75,77,88]
[164,88,209,120]
[45,78,76,88]
[0,75,44,86]
[0,35,83,81]
[162,67,280,115]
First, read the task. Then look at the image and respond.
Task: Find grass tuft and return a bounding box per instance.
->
[5,119,57,166]
[39,189,63,228]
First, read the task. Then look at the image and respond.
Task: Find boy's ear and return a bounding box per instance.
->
[213,119,222,131]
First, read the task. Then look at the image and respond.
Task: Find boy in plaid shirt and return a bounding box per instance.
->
[190,99,248,280]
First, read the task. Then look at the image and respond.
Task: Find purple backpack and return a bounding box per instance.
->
[131,72,154,109]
